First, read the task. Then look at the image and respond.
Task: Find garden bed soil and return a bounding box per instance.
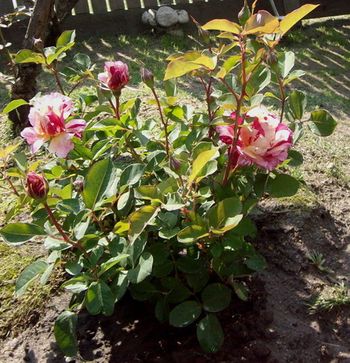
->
[0,178,349,363]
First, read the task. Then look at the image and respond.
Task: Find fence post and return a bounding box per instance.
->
[283,0,300,13]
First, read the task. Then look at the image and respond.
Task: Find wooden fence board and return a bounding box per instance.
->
[74,0,90,14]
[125,0,142,10]
[143,0,158,9]
[90,0,108,13]
[0,0,15,16]
[109,0,126,10]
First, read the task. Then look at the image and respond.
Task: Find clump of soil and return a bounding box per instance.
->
[1,188,349,362]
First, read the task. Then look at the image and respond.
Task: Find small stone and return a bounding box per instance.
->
[142,9,157,27]
[177,10,189,24]
[251,341,271,358]
[156,6,178,27]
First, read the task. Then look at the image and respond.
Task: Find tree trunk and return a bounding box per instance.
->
[10,0,55,135]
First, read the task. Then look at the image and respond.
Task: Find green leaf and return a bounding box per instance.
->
[279,4,319,35]
[188,148,218,185]
[54,311,78,357]
[287,149,303,167]
[86,281,114,316]
[207,197,242,234]
[128,205,159,244]
[196,314,224,353]
[127,252,154,283]
[98,254,129,276]
[246,254,267,271]
[83,158,113,209]
[169,300,202,328]
[279,51,295,79]
[201,283,232,312]
[73,53,91,69]
[177,225,209,243]
[14,49,46,64]
[308,109,337,137]
[232,281,249,301]
[2,99,28,114]
[288,90,306,120]
[56,30,76,47]
[268,174,299,198]
[0,223,45,245]
[202,19,240,34]
[119,164,145,188]
[164,60,201,81]
[15,260,48,297]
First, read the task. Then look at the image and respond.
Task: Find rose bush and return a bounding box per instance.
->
[0,3,337,357]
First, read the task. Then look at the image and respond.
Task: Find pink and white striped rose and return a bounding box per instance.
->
[21,93,86,158]
[216,106,293,171]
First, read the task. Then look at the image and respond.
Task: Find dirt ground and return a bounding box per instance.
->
[0,16,350,363]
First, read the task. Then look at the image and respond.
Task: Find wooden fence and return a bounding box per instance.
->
[1,0,350,17]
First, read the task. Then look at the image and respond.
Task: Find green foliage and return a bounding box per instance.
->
[0,2,336,358]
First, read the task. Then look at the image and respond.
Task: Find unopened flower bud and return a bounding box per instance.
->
[238,1,251,26]
[170,156,181,171]
[26,172,48,201]
[140,67,154,89]
[264,49,278,66]
[198,27,211,44]
[73,178,84,193]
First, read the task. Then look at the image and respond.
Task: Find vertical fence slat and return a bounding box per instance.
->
[125,0,142,10]
[0,0,15,16]
[143,0,158,8]
[74,0,90,14]
[90,0,108,13]
[109,0,125,10]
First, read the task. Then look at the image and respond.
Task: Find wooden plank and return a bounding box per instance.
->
[0,0,15,15]
[299,0,350,18]
[283,0,300,13]
[90,0,108,13]
[74,0,90,14]
[110,0,125,10]
[126,0,142,10]
[143,0,158,9]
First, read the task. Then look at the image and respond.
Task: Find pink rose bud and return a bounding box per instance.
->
[73,179,84,193]
[140,67,154,89]
[169,156,181,171]
[26,172,48,201]
[98,61,129,93]
[237,106,293,171]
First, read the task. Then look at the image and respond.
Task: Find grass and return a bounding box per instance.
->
[309,282,350,313]
[0,16,350,337]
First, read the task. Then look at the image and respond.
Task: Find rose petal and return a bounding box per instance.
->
[48,132,74,158]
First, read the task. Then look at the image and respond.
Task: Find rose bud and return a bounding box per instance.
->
[169,156,181,171]
[73,178,84,193]
[98,61,129,94]
[140,67,154,89]
[26,172,48,201]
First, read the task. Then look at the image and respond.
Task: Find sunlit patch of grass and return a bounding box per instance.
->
[309,282,350,313]
[0,243,54,338]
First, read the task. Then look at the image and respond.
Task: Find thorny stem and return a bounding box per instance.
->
[223,35,247,185]
[277,76,286,123]
[151,87,170,158]
[68,74,88,96]
[6,176,20,196]
[44,202,88,258]
[49,64,65,95]
[199,76,216,137]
